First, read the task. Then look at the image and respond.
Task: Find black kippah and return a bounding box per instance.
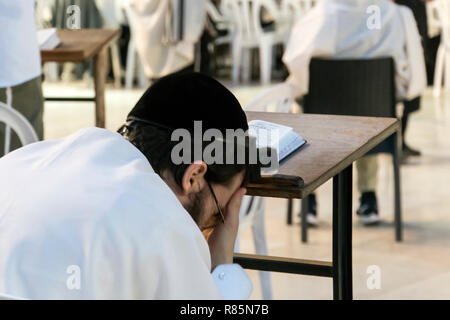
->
[127,72,248,133]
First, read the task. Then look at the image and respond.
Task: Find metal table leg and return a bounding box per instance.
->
[393,130,402,241]
[287,199,293,225]
[332,164,353,300]
[301,197,308,243]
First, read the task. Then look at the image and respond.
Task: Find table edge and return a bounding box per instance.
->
[246,118,400,199]
[41,29,120,63]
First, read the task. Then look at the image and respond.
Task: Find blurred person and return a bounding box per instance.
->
[0,72,256,299]
[283,0,426,225]
[394,0,429,157]
[125,0,207,79]
[0,0,44,156]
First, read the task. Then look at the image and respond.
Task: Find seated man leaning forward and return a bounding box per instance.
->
[0,72,261,299]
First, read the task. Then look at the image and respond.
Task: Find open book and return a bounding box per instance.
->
[37,28,61,50]
[249,120,306,173]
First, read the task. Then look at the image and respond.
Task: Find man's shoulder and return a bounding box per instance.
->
[106,177,201,241]
[99,180,209,266]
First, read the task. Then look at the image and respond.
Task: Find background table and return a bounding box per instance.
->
[234,112,400,300]
[41,29,120,128]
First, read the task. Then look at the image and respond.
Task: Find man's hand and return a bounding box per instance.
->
[207,187,247,271]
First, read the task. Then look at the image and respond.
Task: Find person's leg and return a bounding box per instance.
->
[0,76,44,156]
[394,1,426,152]
[199,29,212,76]
[356,155,380,225]
[306,193,318,226]
[357,155,378,193]
[402,97,421,157]
[395,0,433,83]
[299,192,318,227]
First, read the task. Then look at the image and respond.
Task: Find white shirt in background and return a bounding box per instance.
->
[0,128,252,299]
[125,0,206,78]
[283,0,427,101]
[0,0,41,88]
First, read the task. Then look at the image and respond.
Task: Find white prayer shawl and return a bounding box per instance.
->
[127,0,206,78]
[282,0,427,101]
[0,128,252,299]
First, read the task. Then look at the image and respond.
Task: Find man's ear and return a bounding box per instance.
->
[181,161,208,195]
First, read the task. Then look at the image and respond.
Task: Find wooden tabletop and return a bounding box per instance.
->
[40,29,120,63]
[245,112,400,199]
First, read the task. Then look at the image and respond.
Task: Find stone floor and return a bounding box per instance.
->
[42,79,450,300]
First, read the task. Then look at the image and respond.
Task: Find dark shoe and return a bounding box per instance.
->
[357,192,380,226]
[302,194,318,227]
[403,144,421,157]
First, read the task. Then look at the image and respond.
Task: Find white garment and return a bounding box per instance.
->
[0,0,41,88]
[0,128,252,299]
[282,0,427,101]
[126,0,206,78]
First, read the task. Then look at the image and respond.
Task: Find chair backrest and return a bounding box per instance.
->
[280,0,301,22]
[0,102,39,155]
[221,0,279,42]
[304,57,396,154]
[207,0,226,23]
[304,58,396,117]
[240,82,296,230]
[245,82,297,113]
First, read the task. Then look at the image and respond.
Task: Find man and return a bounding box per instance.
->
[0,0,44,156]
[282,0,427,225]
[0,73,256,299]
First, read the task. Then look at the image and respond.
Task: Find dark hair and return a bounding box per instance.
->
[120,123,254,187]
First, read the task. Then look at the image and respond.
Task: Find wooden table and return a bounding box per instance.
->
[41,29,120,128]
[233,112,400,300]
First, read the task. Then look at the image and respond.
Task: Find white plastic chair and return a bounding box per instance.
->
[427,0,442,38]
[222,0,286,85]
[234,82,298,300]
[0,101,39,155]
[433,0,450,97]
[206,0,233,46]
[245,81,297,113]
[121,1,148,89]
[234,195,271,299]
[280,0,302,24]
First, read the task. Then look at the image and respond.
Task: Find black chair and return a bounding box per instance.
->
[299,57,402,242]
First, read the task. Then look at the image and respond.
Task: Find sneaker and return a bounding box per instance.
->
[356,192,381,226]
[306,212,319,227]
[302,194,318,227]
